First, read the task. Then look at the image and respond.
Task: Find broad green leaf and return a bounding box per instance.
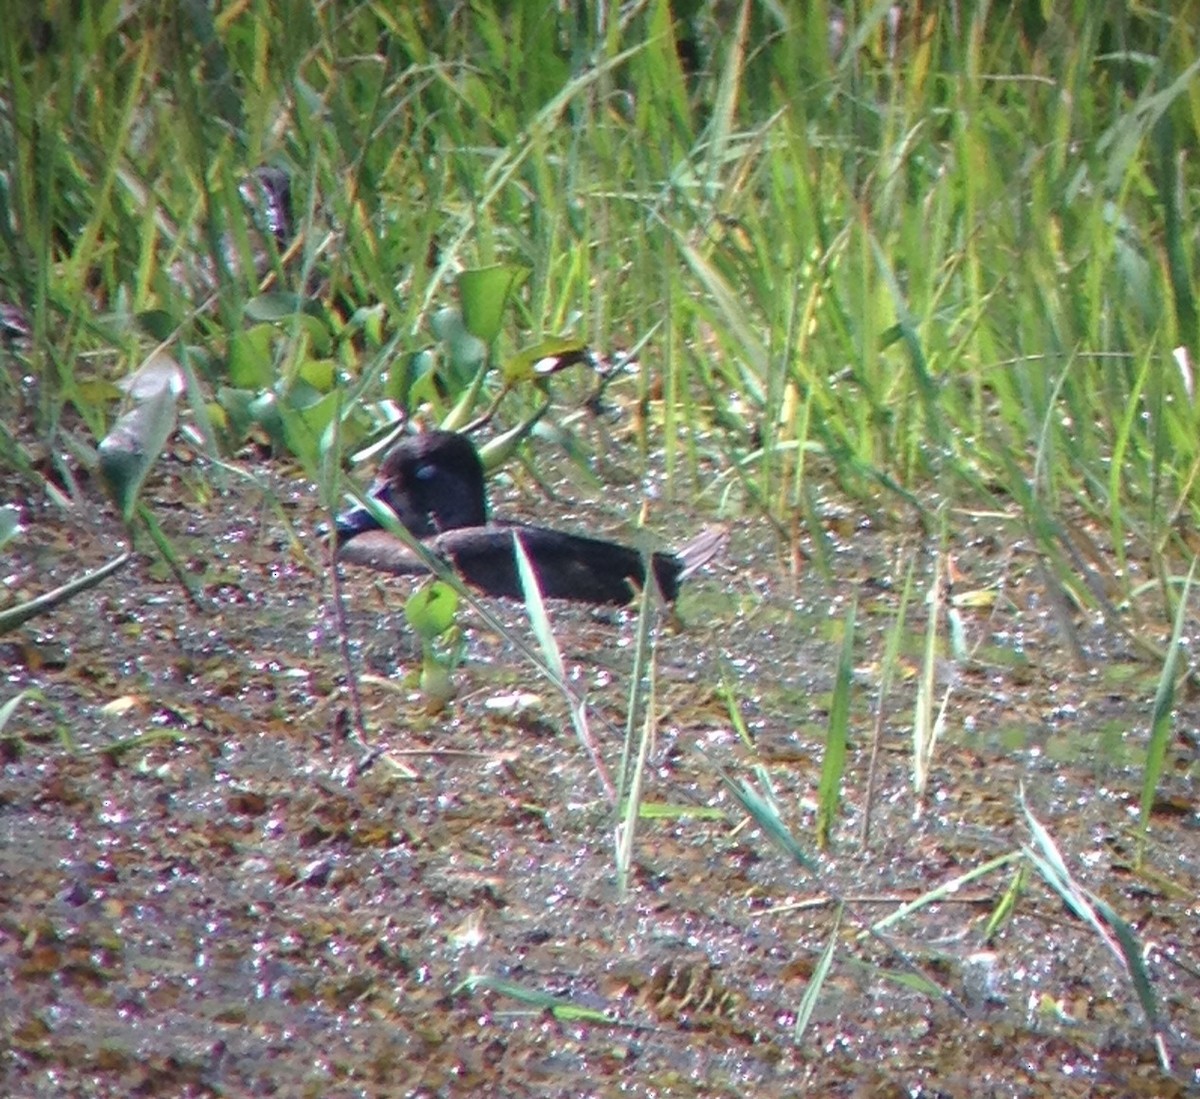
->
[501,337,590,384]
[246,390,286,446]
[431,306,487,388]
[135,309,180,342]
[476,404,549,469]
[440,360,490,433]
[405,581,459,641]
[279,388,339,470]
[227,325,276,388]
[296,309,334,357]
[397,348,439,407]
[297,357,336,392]
[244,291,306,322]
[459,264,528,344]
[216,387,256,441]
[347,303,385,348]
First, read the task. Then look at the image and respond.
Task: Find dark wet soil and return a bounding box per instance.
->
[2,442,1199,1097]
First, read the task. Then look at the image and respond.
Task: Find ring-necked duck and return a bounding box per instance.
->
[334,431,725,604]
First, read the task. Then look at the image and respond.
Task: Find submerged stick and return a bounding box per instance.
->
[0,551,133,635]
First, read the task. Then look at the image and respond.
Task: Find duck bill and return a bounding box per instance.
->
[333,500,381,542]
[334,475,392,542]
[334,475,429,543]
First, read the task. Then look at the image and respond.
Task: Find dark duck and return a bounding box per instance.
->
[334,431,725,605]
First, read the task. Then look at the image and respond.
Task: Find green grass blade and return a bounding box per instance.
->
[513,530,613,801]
[815,597,855,848]
[0,688,44,735]
[711,760,818,873]
[455,974,616,1025]
[1138,558,1196,846]
[615,573,658,893]
[794,901,842,1043]
[1022,789,1162,1051]
[867,851,1022,937]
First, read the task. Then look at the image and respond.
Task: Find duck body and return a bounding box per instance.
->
[334,431,723,605]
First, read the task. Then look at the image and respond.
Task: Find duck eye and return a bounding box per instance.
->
[414,463,437,481]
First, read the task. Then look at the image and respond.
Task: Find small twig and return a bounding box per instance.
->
[459,382,511,435]
[763,891,996,916]
[0,550,133,634]
[327,531,419,780]
[136,505,209,613]
[385,747,521,761]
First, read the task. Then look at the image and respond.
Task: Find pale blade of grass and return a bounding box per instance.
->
[615,575,658,894]
[454,974,616,1025]
[0,553,132,635]
[1107,346,1155,578]
[702,0,749,184]
[617,565,658,794]
[794,901,842,1043]
[981,863,1027,946]
[911,555,942,799]
[672,233,769,402]
[0,688,44,735]
[513,530,614,801]
[865,852,1023,937]
[717,661,757,751]
[861,551,917,849]
[1021,789,1164,1064]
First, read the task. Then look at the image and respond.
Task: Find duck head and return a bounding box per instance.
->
[335,431,489,541]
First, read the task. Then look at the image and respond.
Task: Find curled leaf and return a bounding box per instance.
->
[98,385,179,522]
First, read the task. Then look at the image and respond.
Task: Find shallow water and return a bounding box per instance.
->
[2,445,1197,1095]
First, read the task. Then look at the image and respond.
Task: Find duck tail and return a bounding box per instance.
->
[674,524,730,581]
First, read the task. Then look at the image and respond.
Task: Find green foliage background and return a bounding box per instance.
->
[2,1,1199,617]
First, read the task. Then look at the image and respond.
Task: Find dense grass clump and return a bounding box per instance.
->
[1,2,1198,603]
